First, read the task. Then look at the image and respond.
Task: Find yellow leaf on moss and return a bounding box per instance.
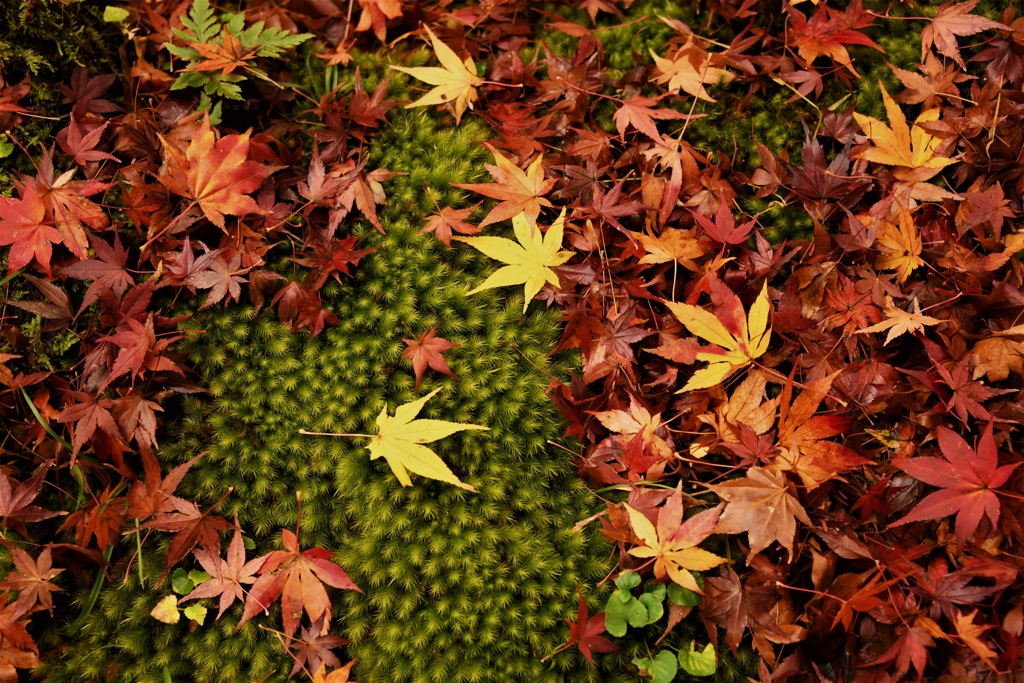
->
[368,388,487,491]
[390,27,483,124]
[454,209,574,314]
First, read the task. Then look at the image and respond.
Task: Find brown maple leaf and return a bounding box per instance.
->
[419,204,481,246]
[402,326,459,391]
[708,466,811,562]
[772,373,870,489]
[157,114,277,229]
[612,96,691,142]
[136,495,233,578]
[0,547,63,618]
[922,0,1006,69]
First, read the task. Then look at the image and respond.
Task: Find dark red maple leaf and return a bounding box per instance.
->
[180,519,261,620]
[272,281,339,337]
[0,547,63,619]
[0,462,63,539]
[557,588,617,666]
[347,68,398,130]
[61,234,134,309]
[136,494,233,578]
[239,528,361,639]
[294,236,376,290]
[892,423,1020,543]
[56,391,124,460]
[402,326,459,391]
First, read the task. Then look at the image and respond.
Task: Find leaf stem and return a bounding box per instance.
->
[298,429,374,438]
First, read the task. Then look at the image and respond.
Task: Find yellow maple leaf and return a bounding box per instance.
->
[390,26,484,124]
[367,388,486,490]
[852,83,956,180]
[301,388,486,490]
[453,209,574,314]
[625,498,726,594]
[874,202,924,283]
[856,296,941,345]
[666,280,772,393]
[649,39,733,102]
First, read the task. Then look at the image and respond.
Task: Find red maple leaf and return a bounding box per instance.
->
[550,588,617,667]
[96,314,186,390]
[691,204,755,246]
[402,326,459,391]
[418,204,481,247]
[180,519,262,620]
[0,184,62,276]
[29,147,110,260]
[0,462,63,539]
[125,449,205,522]
[239,528,361,639]
[892,423,1020,543]
[157,114,276,229]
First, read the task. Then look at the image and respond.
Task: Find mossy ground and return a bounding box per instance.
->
[5,0,970,680]
[40,107,641,683]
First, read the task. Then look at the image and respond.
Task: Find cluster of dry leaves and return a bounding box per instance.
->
[1,0,1023,680]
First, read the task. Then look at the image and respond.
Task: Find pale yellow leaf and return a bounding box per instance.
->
[454,209,574,313]
[390,27,483,124]
[367,387,487,490]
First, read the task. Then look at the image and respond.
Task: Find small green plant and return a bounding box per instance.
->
[164,0,312,101]
[605,572,718,681]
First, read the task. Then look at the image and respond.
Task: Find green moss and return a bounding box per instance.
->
[42,108,635,683]
[0,0,121,105]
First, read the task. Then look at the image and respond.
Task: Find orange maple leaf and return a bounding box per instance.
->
[157,114,277,229]
[649,38,733,102]
[852,83,956,182]
[184,30,259,76]
[874,202,924,283]
[452,144,555,227]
